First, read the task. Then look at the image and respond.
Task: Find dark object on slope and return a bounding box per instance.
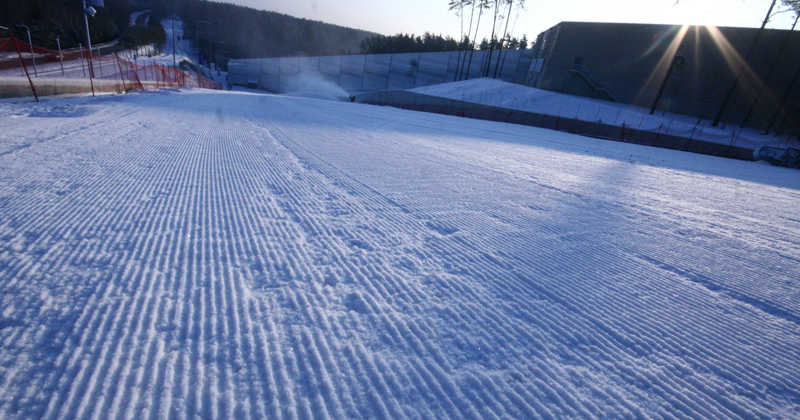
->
[754,146,800,168]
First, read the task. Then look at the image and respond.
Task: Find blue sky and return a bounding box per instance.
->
[229,0,798,40]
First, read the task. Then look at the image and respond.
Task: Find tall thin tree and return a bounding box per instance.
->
[456,0,477,81]
[449,0,466,81]
[496,0,526,79]
[464,0,490,80]
[740,13,798,127]
[493,0,515,78]
[712,0,778,126]
[483,0,502,77]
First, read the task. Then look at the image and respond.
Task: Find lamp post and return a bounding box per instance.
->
[20,25,37,77]
[171,0,176,69]
[82,0,103,96]
[217,49,228,73]
[210,40,225,71]
[650,52,686,115]
[195,20,215,64]
[83,1,96,78]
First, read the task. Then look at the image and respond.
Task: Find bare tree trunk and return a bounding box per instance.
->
[493,0,514,78]
[497,1,525,80]
[457,0,477,81]
[451,1,465,81]
[741,13,798,127]
[465,2,486,80]
[712,0,778,126]
[483,0,501,77]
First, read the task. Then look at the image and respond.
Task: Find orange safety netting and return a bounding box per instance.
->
[2,36,223,95]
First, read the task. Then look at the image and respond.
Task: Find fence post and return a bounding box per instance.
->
[97,48,103,79]
[79,43,86,77]
[57,37,64,76]
[654,123,663,146]
[9,35,38,102]
[685,127,697,150]
[725,130,737,158]
[114,53,127,92]
[127,57,144,90]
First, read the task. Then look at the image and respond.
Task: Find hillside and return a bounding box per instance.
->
[141,0,378,60]
[1,0,377,59]
[0,0,131,49]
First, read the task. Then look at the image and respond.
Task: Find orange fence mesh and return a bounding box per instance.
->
[1,36,223,96]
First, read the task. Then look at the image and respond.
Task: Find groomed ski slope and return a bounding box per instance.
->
[0,88,799,419]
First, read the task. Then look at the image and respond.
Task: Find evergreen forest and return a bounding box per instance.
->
[1,0,376,60]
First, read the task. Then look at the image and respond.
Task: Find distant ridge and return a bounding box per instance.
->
[140,0,379,60]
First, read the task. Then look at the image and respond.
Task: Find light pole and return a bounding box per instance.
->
[210,40,225,71]
[82,0,103,96]
[20,25,37,77]
[650,52,686,115]
[217,49,228,73]
[195,20,216,64]
[171,0,177,69]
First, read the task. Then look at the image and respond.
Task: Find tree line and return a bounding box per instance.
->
[448,0,530,80]
[2,0,376,65]
[360,33,459,54]
[0,0,131,50]
[136,0,377,70]
[121,20,166,51]
[359,31,528,55]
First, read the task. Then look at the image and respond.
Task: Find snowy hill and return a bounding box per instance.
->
[0,88,799,419]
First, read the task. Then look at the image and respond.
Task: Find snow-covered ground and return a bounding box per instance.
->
[411,78,799,149]
[0,88,799,419]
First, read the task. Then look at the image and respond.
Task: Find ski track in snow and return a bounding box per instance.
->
[0,88,799,419]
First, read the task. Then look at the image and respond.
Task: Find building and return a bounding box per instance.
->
[528,21,800,132]
[228,21,799,133]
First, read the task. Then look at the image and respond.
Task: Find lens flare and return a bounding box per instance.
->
[705,25,775,116]
[633,24,689,107]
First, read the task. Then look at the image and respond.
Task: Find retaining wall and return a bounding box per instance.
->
[0,77,175,99]
[229,49,536,93]
[354,90,755,161]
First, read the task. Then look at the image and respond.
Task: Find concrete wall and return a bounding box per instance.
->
[229,49,536,93]
[0,77,129,99]
[353,89,755,161]
[528,22,800,131]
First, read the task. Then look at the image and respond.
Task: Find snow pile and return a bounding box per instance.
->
[0,89,798,419]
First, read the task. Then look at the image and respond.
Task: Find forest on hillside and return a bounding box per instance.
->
[137,0,377,63]
[0,0,131,49]
[359,32,529,54]
[1,0,376,61]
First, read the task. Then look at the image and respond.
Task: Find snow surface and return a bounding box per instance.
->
[411,78,799,150]
[1,88,799,419]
